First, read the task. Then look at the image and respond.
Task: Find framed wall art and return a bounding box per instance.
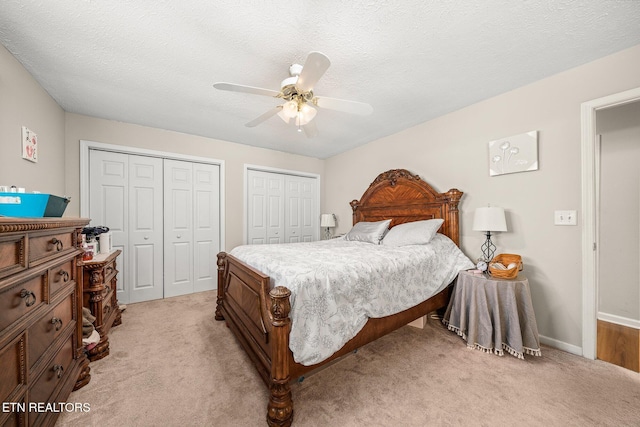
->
[22,126,38,163]
[489,130,538,176]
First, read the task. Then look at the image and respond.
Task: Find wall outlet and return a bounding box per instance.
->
[554,210,577,225]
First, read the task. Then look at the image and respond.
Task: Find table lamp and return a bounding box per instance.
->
[472,206,507,262]
[320,213,336,240]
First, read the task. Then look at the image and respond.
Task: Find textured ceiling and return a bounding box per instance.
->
[1,1,639,159]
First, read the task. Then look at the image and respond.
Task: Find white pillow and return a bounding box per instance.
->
[382,219,444,246]
[344,219,392,244]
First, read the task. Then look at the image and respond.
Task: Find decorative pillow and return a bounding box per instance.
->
[344,219,392,244]
[382,218,444,246]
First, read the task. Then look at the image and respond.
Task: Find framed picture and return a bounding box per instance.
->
[22,126,38,163]
[489,130,538,176]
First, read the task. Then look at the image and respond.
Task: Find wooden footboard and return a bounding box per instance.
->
[216,251,452,427]
[216,251,294,426]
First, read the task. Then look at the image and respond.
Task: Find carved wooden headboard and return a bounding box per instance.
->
[349,169,463,246]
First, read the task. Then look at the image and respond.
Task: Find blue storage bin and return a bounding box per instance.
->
[0,193,70,218]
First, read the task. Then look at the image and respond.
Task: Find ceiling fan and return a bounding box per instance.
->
[213,51,373,137]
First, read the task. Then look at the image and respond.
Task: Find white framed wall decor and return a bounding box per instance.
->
[489,130,538,176]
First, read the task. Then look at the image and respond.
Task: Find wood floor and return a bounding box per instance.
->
[597,319,640,372]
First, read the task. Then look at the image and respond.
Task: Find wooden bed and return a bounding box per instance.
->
[215,169,464,426]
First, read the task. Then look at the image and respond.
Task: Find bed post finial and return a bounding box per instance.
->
[267,286,293,427]
[215,252,227,321]
[444,189,463,246]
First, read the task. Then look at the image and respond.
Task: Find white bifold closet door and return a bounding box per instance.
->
[89,151,164,304]
[247,169,318,244]
[90,151,220,304]
[164,159,220,297]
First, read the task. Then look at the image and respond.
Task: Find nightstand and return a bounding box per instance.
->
[442,270,541,359]
[80,249,122,361]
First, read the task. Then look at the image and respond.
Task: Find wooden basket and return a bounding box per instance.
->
[489,253,523,279]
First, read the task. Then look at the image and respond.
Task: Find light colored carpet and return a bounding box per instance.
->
[57,291,640,427]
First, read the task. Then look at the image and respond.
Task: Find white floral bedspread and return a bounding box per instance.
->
[229,233,474,366]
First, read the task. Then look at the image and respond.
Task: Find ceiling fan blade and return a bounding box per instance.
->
[245,106,282,127]
[302,120,318,138]
[214,82,280,98]
[296,52,331,92]
[314,96,373,116]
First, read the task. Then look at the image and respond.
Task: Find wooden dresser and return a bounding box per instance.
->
[80,249,122,361]
[0,217,90,427]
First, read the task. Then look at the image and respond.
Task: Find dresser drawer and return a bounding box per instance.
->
[49,258,76,298]
[0,273,46,332]
[29,334,74,412]
[102,291,114,320]
[0,334,26,405]
[28,291,75,372]
[0,234,27,280]
[29,230,76,265]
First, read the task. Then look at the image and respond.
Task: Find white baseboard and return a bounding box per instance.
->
[597,312,640,330]
[539,334,583,356]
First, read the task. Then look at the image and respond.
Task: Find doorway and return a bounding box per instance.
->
[581,87,640,362]
[594,101,640,371]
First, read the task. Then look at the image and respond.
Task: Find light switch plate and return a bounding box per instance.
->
[554,210,577,225]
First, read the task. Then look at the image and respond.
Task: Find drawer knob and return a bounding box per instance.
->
[51,317,63,331]
[51,238,64,251]
[53,364,64,379]
[20,289,37,307]
[59,270,70,282]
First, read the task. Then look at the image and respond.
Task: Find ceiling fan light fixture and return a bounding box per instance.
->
[282,100,299,118]
[295,104,317,126]
[277,108,291,124]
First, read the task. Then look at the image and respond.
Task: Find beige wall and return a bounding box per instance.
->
[324,44,640,349]
[597,101,640,321]
[63,114,324,250]
[0,44,66,195]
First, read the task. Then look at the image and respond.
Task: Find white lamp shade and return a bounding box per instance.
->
[320,214,336,227]
[472,206,507,232]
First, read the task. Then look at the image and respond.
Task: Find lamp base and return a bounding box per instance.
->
[480,231,496,262]
[323,227,332,240]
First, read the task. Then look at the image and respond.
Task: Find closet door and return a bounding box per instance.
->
[193,163,220,292]
[89,151,164,304]
[164,159,194,298]
[128,155,163,303]
[285,175,317,243]
[247,170,285,244]
[89,150,129,302]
